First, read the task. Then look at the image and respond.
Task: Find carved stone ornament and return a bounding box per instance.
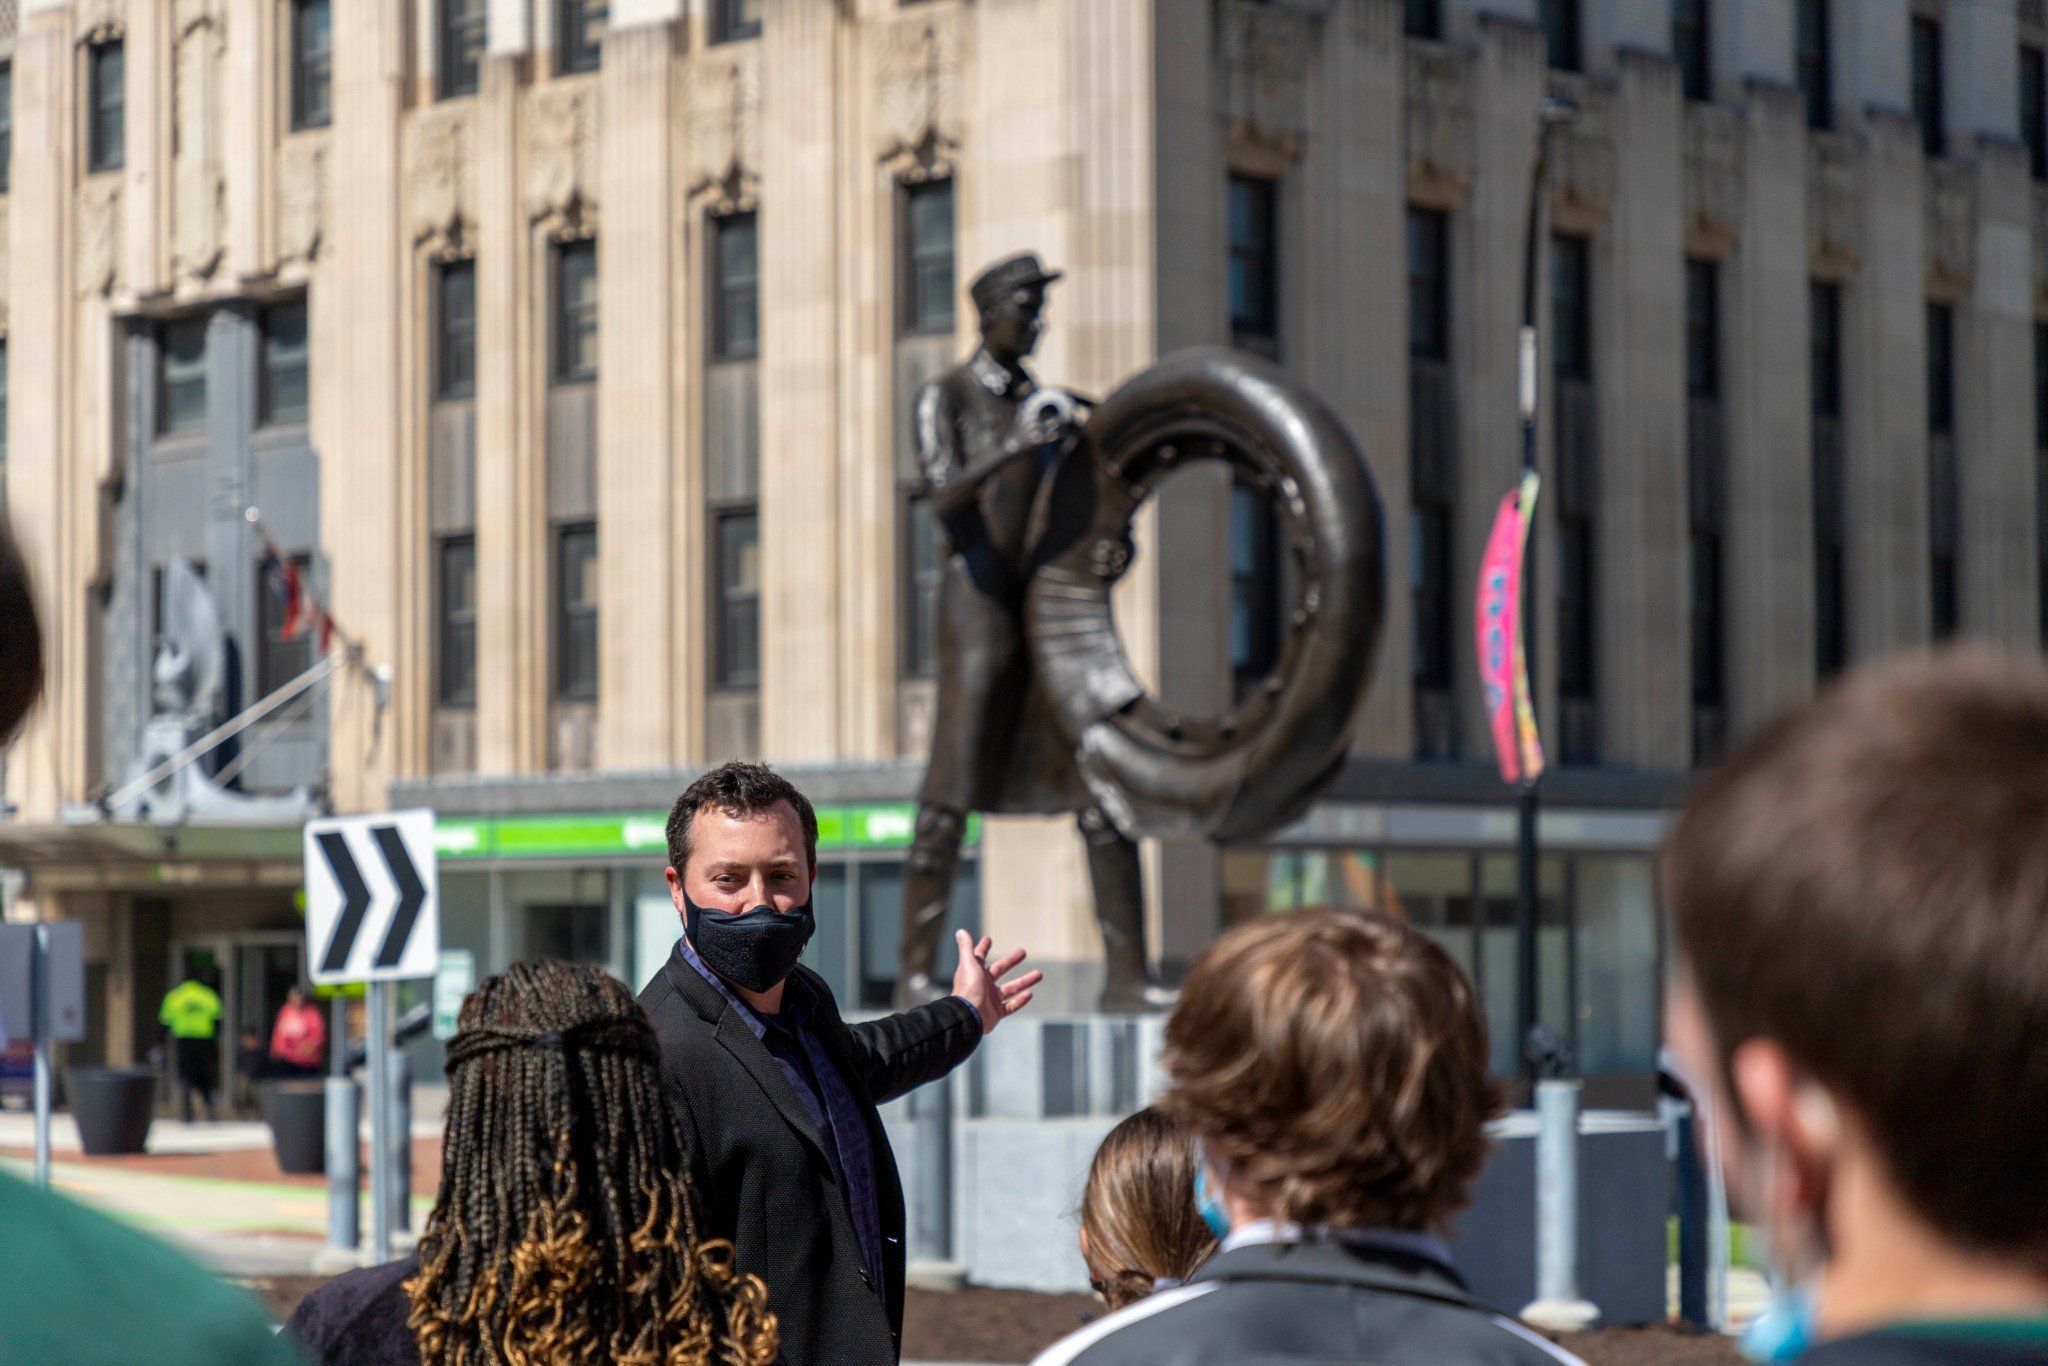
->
[1925,158,1976,295]
[1809,130,1861,276]
[76,0,125,43]
[1549,74,1614,233]
[78,178,122,298]
[1406,41,1474,205]
[526,83,599,236]
[1220,0,1311,165]
[1684,103,1743,257]
[686,50,761,212]
[874,8,964,174]
[409,104,476,250]
[172,0,227,282]
[277,134,329,267]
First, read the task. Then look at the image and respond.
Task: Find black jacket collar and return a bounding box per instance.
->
[1192,1232,1492,1317]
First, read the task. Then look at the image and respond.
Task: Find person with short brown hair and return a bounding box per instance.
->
[1034,907,1581,1365]
[1078,1107,1217,1312]
[1665,647,2048,1364]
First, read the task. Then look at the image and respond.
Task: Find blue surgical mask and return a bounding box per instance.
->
[1740,1283,1815,1363]
[1194,1158,1232,1242]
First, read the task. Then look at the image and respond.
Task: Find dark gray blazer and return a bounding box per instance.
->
[1033,1234,1588,1366]
[638,944,982,1366]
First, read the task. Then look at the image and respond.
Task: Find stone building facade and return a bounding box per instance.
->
[4,0,2044,1095]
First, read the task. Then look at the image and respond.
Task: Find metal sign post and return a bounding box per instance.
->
[31,925,51,1189]
[1,922,84,1191]
[367,980,393,1264]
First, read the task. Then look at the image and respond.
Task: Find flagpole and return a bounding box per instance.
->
[244,506,361,661]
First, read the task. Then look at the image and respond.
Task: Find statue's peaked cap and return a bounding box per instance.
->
[970,253,1062,313]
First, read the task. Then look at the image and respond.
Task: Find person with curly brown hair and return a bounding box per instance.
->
[286,960,779,1366]
[1077,1107,1217,1312]
[1033,907,1583,1366]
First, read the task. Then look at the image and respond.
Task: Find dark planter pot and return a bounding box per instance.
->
[259,1079,332,1175]
[68,1068,156,1156]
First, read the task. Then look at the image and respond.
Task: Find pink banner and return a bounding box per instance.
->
[1475,473,1544,786]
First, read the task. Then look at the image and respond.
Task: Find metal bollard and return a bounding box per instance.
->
[385,1050,413,1236]
[1521,1079,1600,1332]
[317,1076,360,1271]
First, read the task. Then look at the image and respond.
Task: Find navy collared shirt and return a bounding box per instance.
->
[678,936,889,1295]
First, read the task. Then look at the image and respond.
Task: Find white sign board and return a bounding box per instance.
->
[432,949,476,1040]
[304,809,440,985]
[0,923,86,1043]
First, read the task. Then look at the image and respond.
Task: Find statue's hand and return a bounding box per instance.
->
[1014,389,1083,448]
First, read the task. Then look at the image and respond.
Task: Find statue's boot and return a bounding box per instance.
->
[894,806,966,1010]
[1081,808,1177,1014]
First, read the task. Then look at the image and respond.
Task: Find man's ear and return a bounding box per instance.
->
[664,864,686,914]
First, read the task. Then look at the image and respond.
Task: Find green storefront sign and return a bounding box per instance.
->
[433,804,977,862]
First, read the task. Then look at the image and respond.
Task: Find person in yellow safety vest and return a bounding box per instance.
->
[159,974,223,1124]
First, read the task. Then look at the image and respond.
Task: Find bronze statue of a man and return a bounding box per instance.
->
[897,254,1169,1012]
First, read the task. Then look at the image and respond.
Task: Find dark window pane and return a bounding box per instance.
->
[260,301,310,426]
[1674,0,1710,102]
[438,536,477,708]
[555,524,598,700]
[525,903,607,963]
[0,341,9,465]
[1912,17,1944,158]
[1551,234,1591,382]
[1810,281,1843,418]
[713,0,763,43]
[159,316,209,435]
[1229,477,1283,697]
[713,214,760,361]
[1407,207,1449,362]
[1931,551,1958,640]
[902,492,940,678]
[89,41,125,173]
[437,260,477,400]
[2036,321,2048,453]
[1,62,14,195]
[555,240,598,382]
[1411,503,1452,689]
[1927,302,1954,436]
[440,0,486,99]
[258,551,316,697]
[1540,0,1580,72]
[1228,175,1278,347]
[1816,543,1846,677]
[1685,259,1719,400]
[558,0,607,75]
[1404,0,1441,40]
[716,509,760,689]
[1557,514,1596,702]
[1797,0,1832,129]
[292,0,333,130]
[2025,46,2047,182]
[1690,531,1723,705]
[904,180,956,337]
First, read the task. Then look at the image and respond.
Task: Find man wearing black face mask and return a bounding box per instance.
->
[639,761,1041,1366]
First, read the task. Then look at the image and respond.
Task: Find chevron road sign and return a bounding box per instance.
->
[304,810,440,985]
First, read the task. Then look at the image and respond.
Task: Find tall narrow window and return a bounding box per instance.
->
[1674,0,1711,102]
[1797,0,1832,130]
[1408,207,1454,759]
[440,0,486,99]
[1913,17,1945,158]
[1229,478,1283,698]
[437,535,477,708]
[1228,175,1279,352]
[291,0,332,130]
[1404,0,1442,40]
[158,316,209,435]
[555,524,598,700]
[553,240,598,383]
[903,180,956,337]
[1540,0,1581,72]
[2028,45,2048,183]
[712,0,763,43]
[557,0,606,76]
[714,509,761,689]
[1686,260,1726,765]
[1,62,14,194]
[1552,234,1597,762]
[902,493,940,679]
[436,260,477,400]
[1812,281,1847,678]
[87,39,125,173]
[2037,322,2048,646]
[712,214,760,361]
[258,552,315,697]
[259,300,310,427]
[1928,302,1958,640]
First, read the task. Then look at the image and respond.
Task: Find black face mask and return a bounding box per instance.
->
[682,891,816,994]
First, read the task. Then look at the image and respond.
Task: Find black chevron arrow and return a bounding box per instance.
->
[372,824,427,969]
[316,830,372,974]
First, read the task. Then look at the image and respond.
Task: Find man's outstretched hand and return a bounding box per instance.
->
[951,930,1043,1034]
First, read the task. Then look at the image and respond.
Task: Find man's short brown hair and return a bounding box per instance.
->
[1159,907,1499,1232]
[1665,647,2048,1269]
[665,761,819,875]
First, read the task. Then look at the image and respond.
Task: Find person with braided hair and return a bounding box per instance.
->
[285,959,779,1366]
